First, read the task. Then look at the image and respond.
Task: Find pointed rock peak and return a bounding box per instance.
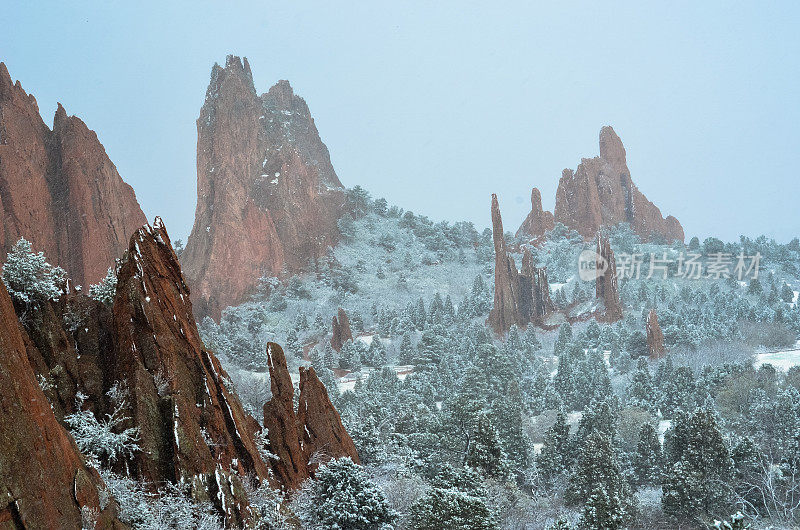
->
[53,102,68,130]
[206,54,256,101]
[530,187,544,211]
[269,79,294,99]
[491,194,504,248]
[599,125,626,167]
[0,62,11,91]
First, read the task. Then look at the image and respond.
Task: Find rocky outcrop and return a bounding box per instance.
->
[0,62,146,287]
[595,234,623,323]
[0,279,122,529]
[516,187,554,240]
[488,194,554,334]
[330,307,353,352]
[553,126,683,243]
[646,309,666,360]
[110,217,269,525]
[263,342,359,491]
[183,56,346,320]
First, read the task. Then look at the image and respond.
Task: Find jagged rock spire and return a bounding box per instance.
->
[595,234,623,322]
[488,194,553,334]
[647,309,666,360]
[183,55,346,320]
[263,342,360,491]
[516,187,555,239]
[553,126,684,243]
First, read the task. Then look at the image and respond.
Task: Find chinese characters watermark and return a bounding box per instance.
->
[579,251,761,281]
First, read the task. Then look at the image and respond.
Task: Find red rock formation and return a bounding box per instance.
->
[298,365,360,473]
[646,309,666,360]
[330,307,353,352]
[183,56,346,320]
[516,187,554,239]
[0,62,146,287]
[0,279,122,529]
[595,234,623,323]
[553,126,683,243]
[263,342,359,490]
[111,217,269,525]
[488,194,554,334]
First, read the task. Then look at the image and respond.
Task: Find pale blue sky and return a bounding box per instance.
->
[2,1,798,243]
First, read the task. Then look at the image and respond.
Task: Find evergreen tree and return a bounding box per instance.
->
[410,467,497,529]
[297,457,396,529]
[569,432,636,529]
[632,423,662,487]
[466,411,511,479]
[537,411,571,481]
[2,237,66,305]
[662,408,734,522]
[554,323,573,357]
[627,358,655,411]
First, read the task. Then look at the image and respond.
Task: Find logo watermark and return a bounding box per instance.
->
[578,251,761,281]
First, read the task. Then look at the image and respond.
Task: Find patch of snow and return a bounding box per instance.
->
[754,341,800,371]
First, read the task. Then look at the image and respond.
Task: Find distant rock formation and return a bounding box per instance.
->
[183,56,346,320]
[111,218,269,525]
[331,307,353,352]
[646,309,666,360]
[595,234,623,323]
[516,187,554,239]
[488,194,554,334]
[0,62,146,287]
[263,342,359,490]
[553,126,683,243]
[0,279,122,529]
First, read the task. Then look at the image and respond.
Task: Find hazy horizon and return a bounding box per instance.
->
[2,1,798,244]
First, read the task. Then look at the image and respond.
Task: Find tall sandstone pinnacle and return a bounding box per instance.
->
[183,56,346,320]
[263,342,360,491]
[515,187,555,239]
[595,234,623,323]
[330,307,353,352]
[552,126,684,243]
[0,279,123,529]
[0,62,146,287]
[488,194,554,334]
[646,309,666,360]
[111,217,269,525]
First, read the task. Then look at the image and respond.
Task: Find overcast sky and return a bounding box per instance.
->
[3,1,799,243]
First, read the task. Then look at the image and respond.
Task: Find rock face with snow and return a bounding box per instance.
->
[647,309,666,360]
[553,126,684,243]
[516,187,555,240]
[0,62,147,287]
[488,194,554,334]
[0,279,122,529]
[330,307,353,352]
[182,56,346,320]
[110,217,269,524]
[263,342,359,490]
[595,234,623,323]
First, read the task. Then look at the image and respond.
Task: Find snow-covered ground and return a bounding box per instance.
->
[754,341,800,372]
[337,365,415,393]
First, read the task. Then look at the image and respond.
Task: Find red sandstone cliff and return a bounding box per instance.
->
[596,234,623,323]
[110,217,269,524]
[0,279,122,529]
[263,342,360,490]
[553,127,683,243]
[182,56,346,320]
[488,194,554,334]
[0,62,146,287]
[516,187,554,240]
